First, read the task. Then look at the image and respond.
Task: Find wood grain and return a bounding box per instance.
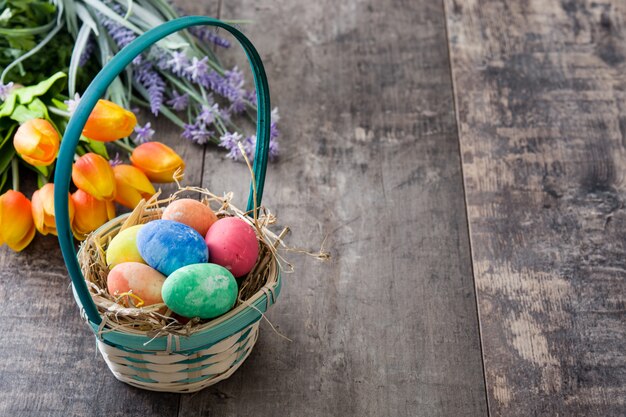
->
[0,0,490,415]
[181,0,488,416]
[444,0,626,415]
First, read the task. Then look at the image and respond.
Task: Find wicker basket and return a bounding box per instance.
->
[53,17,280,393]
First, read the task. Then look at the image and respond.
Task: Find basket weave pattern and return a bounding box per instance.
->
[97,323,259,392]
[75,193,281,392]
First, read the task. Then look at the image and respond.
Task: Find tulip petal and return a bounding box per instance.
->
[130,142,185,183]
[82,100,137,142]
[7,222,36,252]
[0,190,35,251]
[72,190,116,240]
[72,153,116,200]
[13,119,60,167]
[113,164,156,209]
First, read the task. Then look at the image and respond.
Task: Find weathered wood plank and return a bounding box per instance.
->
[444,0,626,415]
[179,0,488,416]
[0,237,181,417]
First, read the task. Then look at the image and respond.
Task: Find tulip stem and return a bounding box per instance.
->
[11,158,19,192]
[112,140,135,154]
[48,106,71,118]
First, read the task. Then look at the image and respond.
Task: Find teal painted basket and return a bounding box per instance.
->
[54,17,281,393]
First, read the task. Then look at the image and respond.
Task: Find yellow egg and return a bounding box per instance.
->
[106,225,145,267]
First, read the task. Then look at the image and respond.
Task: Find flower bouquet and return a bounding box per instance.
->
[0,0,281,252]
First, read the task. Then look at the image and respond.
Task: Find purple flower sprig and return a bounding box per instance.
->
[218,107,280,162]
[134,122,155,144]
[188,26,231,49]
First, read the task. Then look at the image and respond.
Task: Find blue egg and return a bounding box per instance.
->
[136,220,208,276]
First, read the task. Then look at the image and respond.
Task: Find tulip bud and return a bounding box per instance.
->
[130,142,185,183]
[0,190,36,251]
[71,189,116,240]
[72,153,116,201]
[31,183,75,236]
[112,164,156,209]
[82,99,137,142]
[13,118,60,166]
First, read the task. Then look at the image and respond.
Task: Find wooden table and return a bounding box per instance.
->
[1,0,625,416]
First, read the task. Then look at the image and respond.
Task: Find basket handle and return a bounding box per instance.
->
[54,17,271,326]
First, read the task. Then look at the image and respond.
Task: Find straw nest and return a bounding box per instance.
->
[77,186,289,339]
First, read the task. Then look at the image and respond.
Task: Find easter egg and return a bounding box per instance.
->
[162,263,238,319]
[205,217,259,277]
[107,262,166,307]
[106,225,145,267]
[137,219,208,276]
[162,198,218,236]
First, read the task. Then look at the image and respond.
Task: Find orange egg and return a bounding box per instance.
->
[161,198,217,236]
[107,262,166,307]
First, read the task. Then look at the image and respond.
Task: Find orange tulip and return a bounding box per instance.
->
[31,183,75,236]
[112,164,156,209]
[72,153,116,200]
[71,189,116,240]
[13,118,60,166]
[82,99,137,142]
[0,190,36,251]
[130,142,185,183]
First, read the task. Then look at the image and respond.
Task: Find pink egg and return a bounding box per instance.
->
[162,198,218,236]
[107,262,166,307]
[205,217,259,277]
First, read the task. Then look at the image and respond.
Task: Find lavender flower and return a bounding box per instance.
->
[270,107,280,141]
[0,81,15,101]
[242,134,280,162]
[198,103,219,125]
[189,26,231,48]
[165,51,189,75]
[219,108,232,123]
[243,135,256,161]
[79,35,95,67]
[245,89,257,104]
[166,90,189,111]
[268,137,280,161]
[182,122,212,145]
[185,56,209,83]
[219,132,243,160]
[134,61,166,115]
[134,122,155,144]
[109,153,123,167]
[100,14,142,65]
[64,93,81,115]
[271,107,280,123]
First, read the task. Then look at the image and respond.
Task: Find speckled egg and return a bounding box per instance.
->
[161,263,238,319]
[106,225,145,267]
[161,198,218,236]
[205,217,259,277]
[137,219,208,276]
[107,262,166,307]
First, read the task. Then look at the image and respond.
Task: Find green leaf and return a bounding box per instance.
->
[37,173,47,189]
[0,147,16,175]
[27,98,49,118]
[14,71,67,104]
[0,169,8,193]
[0,93,17,117]
[10,103,44,123]
[0,123,16,150]
[85,137,109,159]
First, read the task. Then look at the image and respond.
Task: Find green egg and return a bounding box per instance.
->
[106,225,145,267]
[162,263,238,319]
